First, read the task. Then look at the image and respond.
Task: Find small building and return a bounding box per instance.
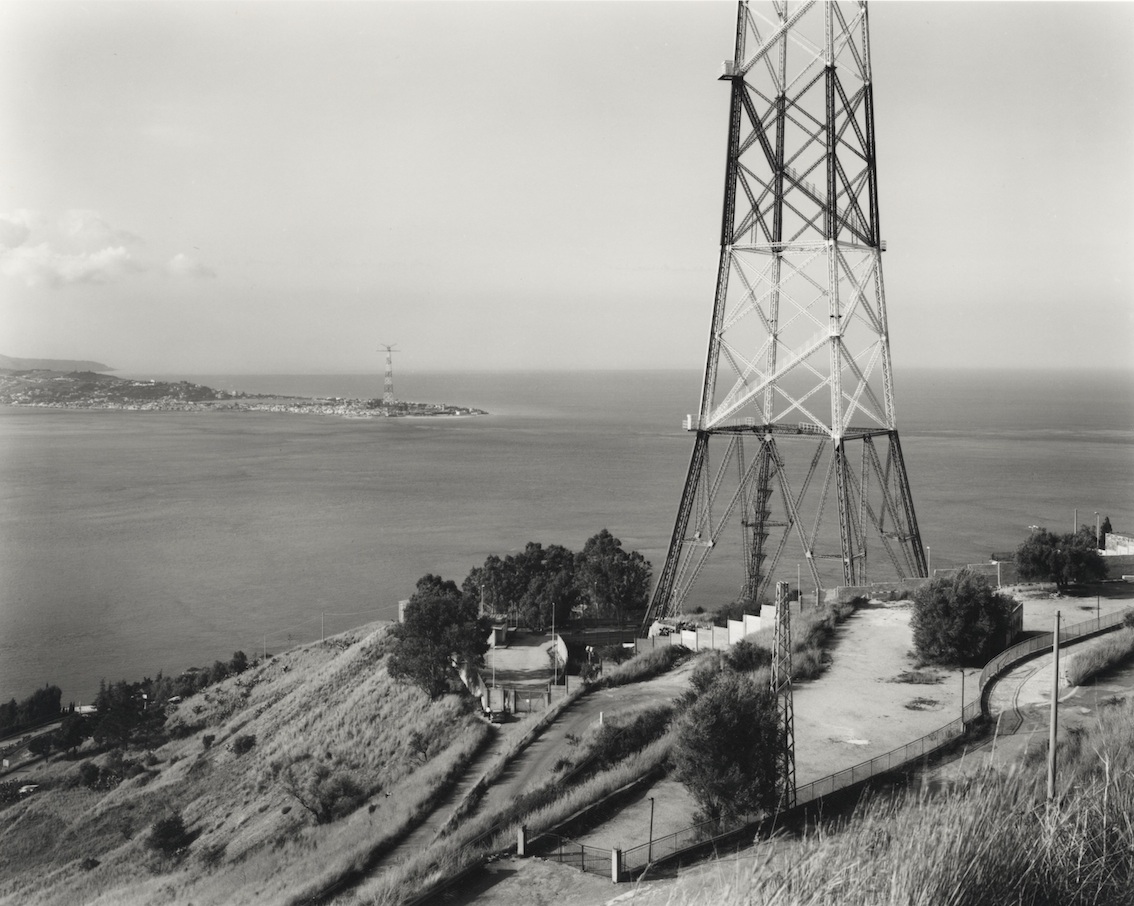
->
[1104,532,1134,556]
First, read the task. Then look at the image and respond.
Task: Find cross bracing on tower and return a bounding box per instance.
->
[643,1,926,630]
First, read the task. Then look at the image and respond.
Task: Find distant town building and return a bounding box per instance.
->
[1104,532,1134,556]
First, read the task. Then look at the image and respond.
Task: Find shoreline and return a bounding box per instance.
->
[1,399,488,419]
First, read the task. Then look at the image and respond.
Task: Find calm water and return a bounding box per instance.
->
[1,368,1131,704]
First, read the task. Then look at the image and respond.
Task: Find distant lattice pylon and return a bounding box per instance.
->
[379,344,398,404]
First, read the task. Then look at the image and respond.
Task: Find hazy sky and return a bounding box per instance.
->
[1,1,1131,374]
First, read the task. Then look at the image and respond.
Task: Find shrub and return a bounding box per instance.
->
[1015,527,1107,590]
[78,762,100,788]
[598,644,691,688]
[911,570,1016,666]
[727,638,772,672]
[281,760,369,824]
[147,813,190,856]
[586,705,673,772]
[1123,609,1134,630]
[232,734,256,756]
[198,841,227,869]
[202,734,215,750]
[672,672,781,822]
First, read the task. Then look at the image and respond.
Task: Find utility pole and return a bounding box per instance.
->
[643,1,925,629]
[1047,612,1060,802]
[647,796,655,863]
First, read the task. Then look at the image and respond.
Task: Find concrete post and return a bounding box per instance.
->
[517,825,527,857]
[611,848,622,883]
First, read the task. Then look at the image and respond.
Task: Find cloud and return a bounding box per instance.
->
[165,252,216,279]
[0,211,33,250]
[0,243,143,287]
[58,209,141,248]
[0,209,146,287]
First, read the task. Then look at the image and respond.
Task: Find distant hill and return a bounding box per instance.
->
[0,354,113,372]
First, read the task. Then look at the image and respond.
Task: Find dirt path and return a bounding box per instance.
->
[471,660,698,823]
[432,591,1134,906]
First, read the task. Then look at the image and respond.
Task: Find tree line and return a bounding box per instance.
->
[12,650,252,761]
[0,684,62,738]
[389,529,652,698]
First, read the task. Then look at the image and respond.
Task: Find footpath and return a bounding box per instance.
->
[441,587,1134,906]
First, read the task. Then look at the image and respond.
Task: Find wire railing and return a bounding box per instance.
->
[622,817,734,875]
[538,833,611,877]
[978,609,1129,714]
[598,606,1132,880]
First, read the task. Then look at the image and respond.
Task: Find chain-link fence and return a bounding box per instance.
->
[621,816,738,875]
[612,607,1130,879]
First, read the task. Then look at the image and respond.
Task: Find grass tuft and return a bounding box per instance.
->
[1067,627,1134,686]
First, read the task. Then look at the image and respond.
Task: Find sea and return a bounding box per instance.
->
[1,368,1132,705]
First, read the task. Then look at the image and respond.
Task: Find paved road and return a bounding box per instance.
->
[934,630,1134,782]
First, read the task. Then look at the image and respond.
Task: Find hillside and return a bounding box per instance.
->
[0,354,113,372]
[0,624,492,906]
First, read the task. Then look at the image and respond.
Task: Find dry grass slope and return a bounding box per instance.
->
[671,697,1134,906]
[0,624,489,906]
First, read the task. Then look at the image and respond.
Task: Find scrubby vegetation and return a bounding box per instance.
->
[462,529,652,631]
[1067,624,1134,686]
[1015,525,1108,590]
[0,624,492,906]
[672,670,780,822]
[681,697,1134,906]
[387,575,491,698]
[912,570,1016,665]
[598,645,692,688]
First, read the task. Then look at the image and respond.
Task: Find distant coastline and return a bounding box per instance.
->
[0,369,488,419]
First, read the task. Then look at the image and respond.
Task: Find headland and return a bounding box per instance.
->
[0,368,487,419]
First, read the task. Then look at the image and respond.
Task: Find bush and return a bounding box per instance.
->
[727,638,772,672]
[202,734,215,750]
[912,570,1016,666]
[281,760,369,824]
[587,706,673,772]
[147,813,190,856]
[78,762,100,788]
[1123,609,1134,630]
[672,672,781,822]
[1015,527,1107,590]
[232,734,256,756]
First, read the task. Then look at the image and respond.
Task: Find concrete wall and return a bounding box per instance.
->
[1105,533,1134,556]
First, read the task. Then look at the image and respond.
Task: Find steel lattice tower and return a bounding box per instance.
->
[643,0,925,628]
[379,344,397,405]
[770,581,796,808]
